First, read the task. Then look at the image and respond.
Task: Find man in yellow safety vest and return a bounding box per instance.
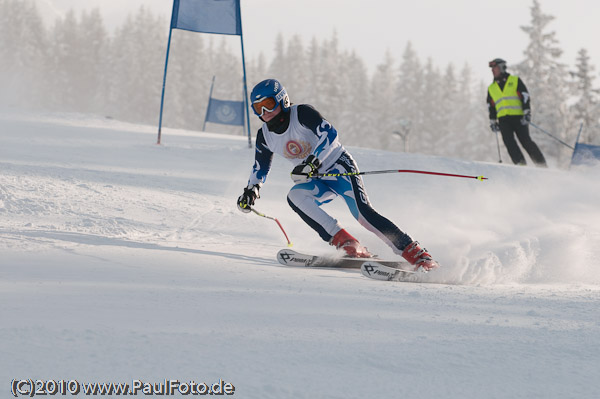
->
[487,58,547,166]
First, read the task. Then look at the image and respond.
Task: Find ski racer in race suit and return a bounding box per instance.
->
[237,78,438,271]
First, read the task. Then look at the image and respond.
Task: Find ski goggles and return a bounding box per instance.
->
[252,96,278,116]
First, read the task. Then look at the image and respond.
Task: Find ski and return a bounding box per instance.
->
[360,261,419,282]
[277,249,411,270]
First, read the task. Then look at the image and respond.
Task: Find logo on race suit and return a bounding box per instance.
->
[338,153,370,205]
[284,140,312,160]
[215,104,238,123]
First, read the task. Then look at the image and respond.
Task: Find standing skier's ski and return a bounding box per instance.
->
[360,261,419,282]
[277,249,411,270]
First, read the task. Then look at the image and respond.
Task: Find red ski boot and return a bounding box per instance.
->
[330,229,372,258]
[401,240,439,271]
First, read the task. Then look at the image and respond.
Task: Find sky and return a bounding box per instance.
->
[39,0,600,83]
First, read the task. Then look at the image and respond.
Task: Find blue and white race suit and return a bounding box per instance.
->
[247,104,413,253]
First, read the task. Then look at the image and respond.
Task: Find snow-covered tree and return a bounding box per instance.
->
[0,0,47,108]
[77,9,109,113]
[452,64,492,161]
[108,7,166,123]
[4,0,564,162]
[314,31,345,127]
[570,48,599,144]
[517,0,571,165]
[414,58,443,155]
[282,35,309,103]
[47,10,84,111]
[369,51,397,150]
[334,50,370,145]
[303,37,322,103]
[433,63,460,156]
[166,29,210,130]
[394,42,423,153]
[267,33,287,83]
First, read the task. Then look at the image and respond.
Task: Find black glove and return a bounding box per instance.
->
[291,155,321,183]
[521,110,531,125]
[490,120,500,133]
[237,184,260,213]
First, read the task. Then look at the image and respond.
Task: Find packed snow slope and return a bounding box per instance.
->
[1,112,599,399]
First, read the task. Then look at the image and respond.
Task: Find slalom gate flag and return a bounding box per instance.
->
[171,0,241,35]
[205,98,244,126]
[571,142,600,166]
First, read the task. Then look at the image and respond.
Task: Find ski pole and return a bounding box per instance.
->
[529,121,575,150]
[494,131,503,163]
[249,207,293,247]
[313,169,488,181]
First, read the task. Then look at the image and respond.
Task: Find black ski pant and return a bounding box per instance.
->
[498,115,547,166]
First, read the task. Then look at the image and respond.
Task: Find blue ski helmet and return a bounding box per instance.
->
[250,79,290,117]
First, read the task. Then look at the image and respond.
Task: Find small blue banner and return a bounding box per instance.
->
[571,142,600,166]
[205,98,245,126]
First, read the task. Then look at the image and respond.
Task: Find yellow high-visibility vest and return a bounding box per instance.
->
[488,75,524,117]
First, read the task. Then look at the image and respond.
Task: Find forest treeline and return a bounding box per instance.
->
[1,0,598,166]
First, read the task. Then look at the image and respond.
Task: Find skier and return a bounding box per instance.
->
[487,58,547,167]
[236,78,438,271]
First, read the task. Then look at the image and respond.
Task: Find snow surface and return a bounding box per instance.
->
[1,111,599,399]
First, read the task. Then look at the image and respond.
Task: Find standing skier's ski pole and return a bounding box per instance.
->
[494,131,503,163]
[249,207,293,247]
[314,169,488,181]
[529,121,575,150]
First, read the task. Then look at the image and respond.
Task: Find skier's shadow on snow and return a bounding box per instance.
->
[7,229,273,265]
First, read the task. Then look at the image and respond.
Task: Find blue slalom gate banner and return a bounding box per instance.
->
[171,0,242,35]
[571,142,600,166]
[205,98,244,126]
[158,0,252,147]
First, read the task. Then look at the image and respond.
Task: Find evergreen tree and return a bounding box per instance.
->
[336,50,369,146]
[166,29,210,130]
[267,33,287,82]
[108,7,166,124]
[246,52,267,135]
[434,63,459,156]
[304,37,322,103]
[394,42,423,153]
[0,0,47,108]
[7,0,576,163]
[315,31,344,127]
[570,48,599,143]
[78,9,109,114]
[415,58,442,154]
[283,35,309,104]
[369,51,397,150]
[107,14,136,120]
[456,65,493,161]
[518,0,571,165]
[47,10,83,111]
